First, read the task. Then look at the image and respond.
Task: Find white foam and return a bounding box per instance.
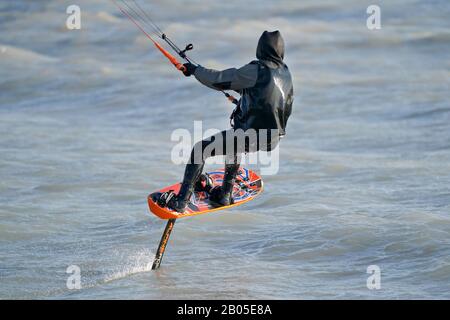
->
[103,249,155,283]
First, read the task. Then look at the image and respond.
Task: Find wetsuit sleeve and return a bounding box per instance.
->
[193,64,258,91]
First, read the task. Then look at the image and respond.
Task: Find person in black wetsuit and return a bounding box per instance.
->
[167,30,294,212]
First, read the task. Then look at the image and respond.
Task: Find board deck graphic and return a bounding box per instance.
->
[148,168,263,220]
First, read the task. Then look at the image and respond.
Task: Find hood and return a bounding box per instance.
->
[256,30,285,68]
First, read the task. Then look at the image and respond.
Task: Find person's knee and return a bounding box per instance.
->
[190,141,205,164]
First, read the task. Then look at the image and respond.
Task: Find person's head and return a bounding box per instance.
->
[256,30,285,68]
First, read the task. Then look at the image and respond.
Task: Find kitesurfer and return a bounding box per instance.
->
[168,30,294,212]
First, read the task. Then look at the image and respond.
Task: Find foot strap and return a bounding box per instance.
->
[194,173,213,192]
[157,190,175,208]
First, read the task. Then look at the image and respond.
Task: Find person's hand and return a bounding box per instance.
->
[182,63,197,77]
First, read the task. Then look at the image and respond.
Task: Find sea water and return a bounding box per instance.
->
[1,0,449,299]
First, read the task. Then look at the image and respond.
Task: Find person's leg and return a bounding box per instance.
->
[208,128,280,207]
[168,130,227,212]
[209,155,240,206]
[209,130,243,206]
[168,163,204,212]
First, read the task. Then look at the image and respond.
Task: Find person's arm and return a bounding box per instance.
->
[193,63,258,92]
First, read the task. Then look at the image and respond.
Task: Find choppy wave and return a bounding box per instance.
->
[0,44,58,63]
[1,0,450,300]
[405,32,450,45]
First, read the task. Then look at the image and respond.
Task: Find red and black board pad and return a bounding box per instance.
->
[148,168,263,220]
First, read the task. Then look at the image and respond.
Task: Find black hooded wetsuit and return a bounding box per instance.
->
[171,31,294,210]
[191,30,294,164]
